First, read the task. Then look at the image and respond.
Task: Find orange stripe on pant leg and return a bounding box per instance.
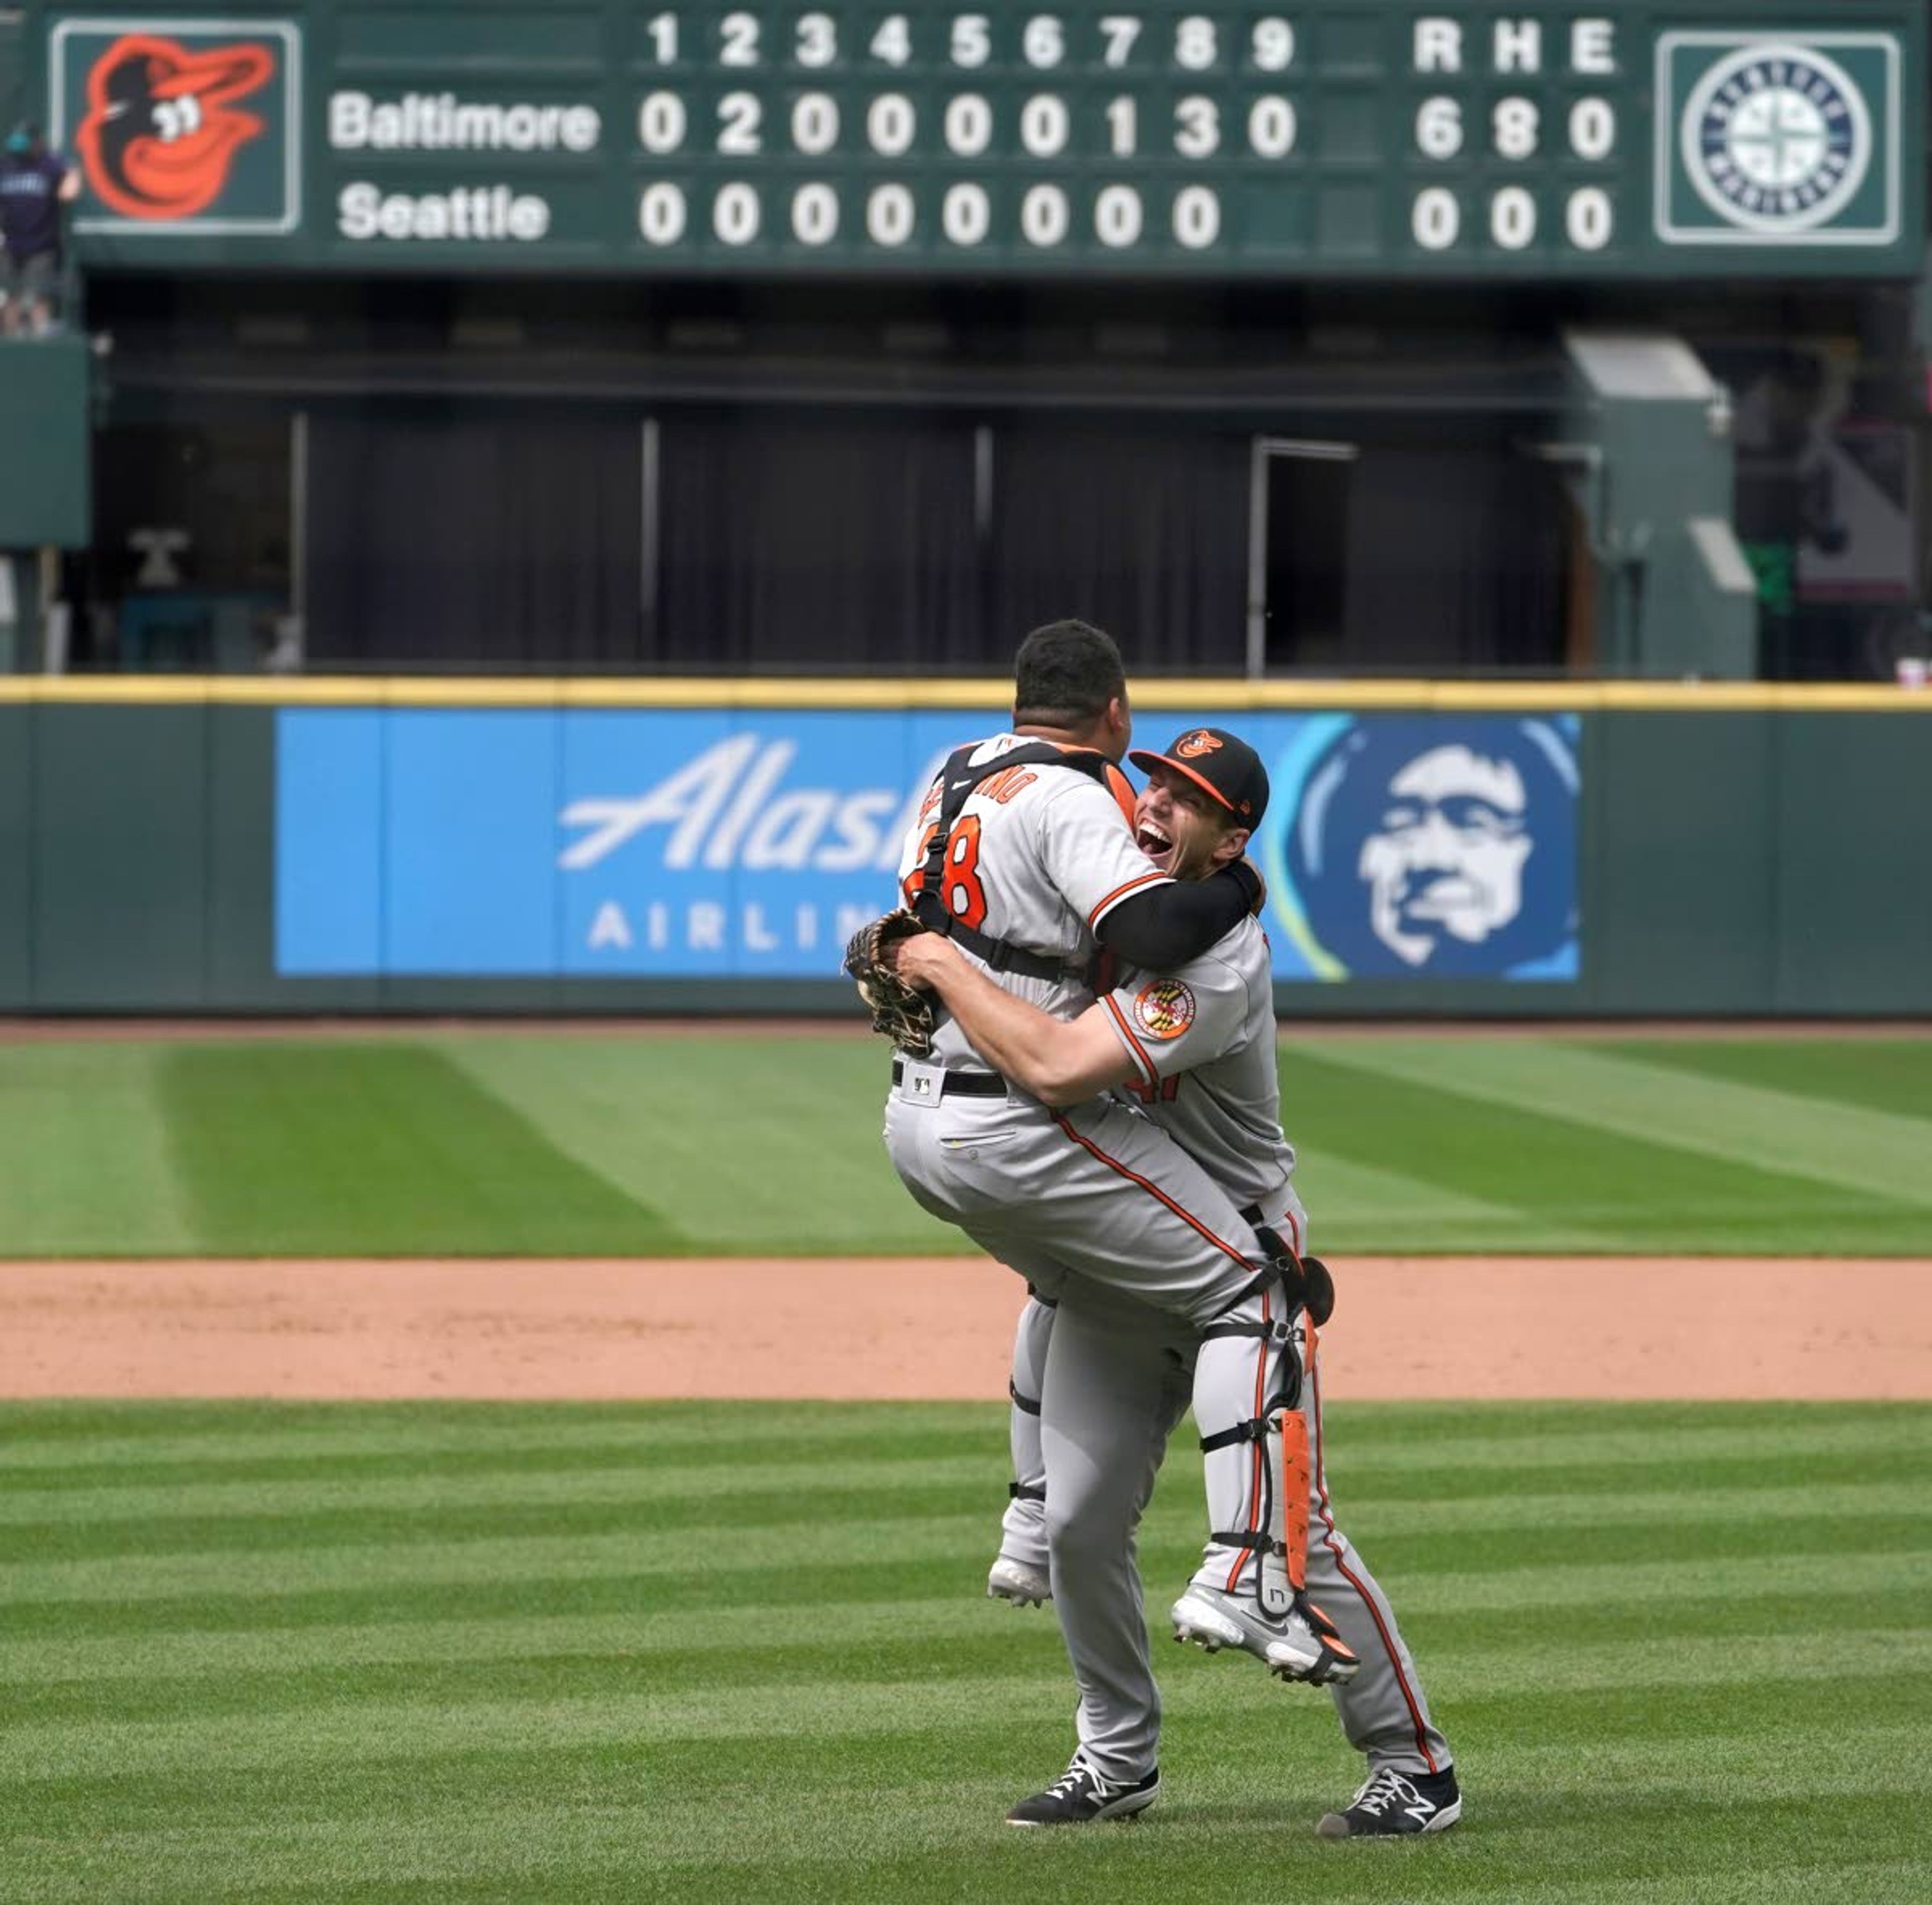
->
[1049,1114,1256,1274]
[1309,1355,1440,1772]
[1047,1112,1269,1591]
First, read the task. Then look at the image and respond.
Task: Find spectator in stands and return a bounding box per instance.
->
[0,124,80,338]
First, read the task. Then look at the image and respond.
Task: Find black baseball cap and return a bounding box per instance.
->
[1129,727,1269,826]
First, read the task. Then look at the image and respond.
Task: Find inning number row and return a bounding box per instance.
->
[641,12,1303,71]
[640,89,1304,156]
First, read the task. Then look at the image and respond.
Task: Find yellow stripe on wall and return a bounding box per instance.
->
[0,675,1927,712]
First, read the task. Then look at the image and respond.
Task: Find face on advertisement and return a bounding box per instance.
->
[1355,746,1533,966]
[1135,765,1247,882]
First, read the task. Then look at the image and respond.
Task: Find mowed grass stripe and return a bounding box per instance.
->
[10,1739,1920,1892]
[1591,1036,1932,1125]
[7,1789,1926,1905]
[0,1625,1075,1729]
[155,1044,683,1257]
[5,1609,1928,1764]
[12,1423,1926,1494]
[6,1586,1926,1688]
[0,1668,1067,1779]
[5,1400,1923,1478]
[441,1033,963,1256]
[9,1656,1926,1781]
[0,1046,198,1255]
[11,1710,1925,1826]
[3,1463,1924,1567]
[6,1463,1925,1534]
[3,1520,1922,1615]
[15,1630,1932,1754]
[1314,1039,1932,1212]
[9,1549,1924,1653]
[0,1400,1006,1467]
[1275,1150,1613,1249]
[0,1454,1001,1525]
[1275,1048,1926,1254]
[12,1828,1921,1905]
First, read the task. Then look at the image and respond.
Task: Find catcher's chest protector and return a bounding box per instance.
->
[911,741,1115,983]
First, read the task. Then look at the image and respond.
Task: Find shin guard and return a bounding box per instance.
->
[1195,1279,1300,1606]
[1000,1295,1054,1561]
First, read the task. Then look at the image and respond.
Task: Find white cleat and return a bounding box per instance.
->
[987,1555,1053,1608]
[1169,1585,1360,1686]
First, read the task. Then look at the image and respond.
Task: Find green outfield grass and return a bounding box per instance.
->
[2,1399,1927,1904]
[2,1031,1929,1258]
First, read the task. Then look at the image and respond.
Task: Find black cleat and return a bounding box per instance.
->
[1005,1759,1160,1827]
[1318,1765,1462,1838]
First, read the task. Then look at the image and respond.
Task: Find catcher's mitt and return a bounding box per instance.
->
[843,909,938,1057]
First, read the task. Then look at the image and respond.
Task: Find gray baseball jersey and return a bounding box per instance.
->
[1096,915,1295,1213]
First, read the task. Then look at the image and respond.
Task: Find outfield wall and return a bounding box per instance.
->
[1,680,1927,1016]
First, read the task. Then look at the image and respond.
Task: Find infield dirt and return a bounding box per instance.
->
[2,1254,1926,1402]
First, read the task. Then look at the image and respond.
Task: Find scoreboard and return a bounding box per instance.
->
[39,0,1926,276]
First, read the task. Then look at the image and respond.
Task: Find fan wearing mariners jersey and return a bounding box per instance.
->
[876,624,1352,1828]
[893,727,1461,1840]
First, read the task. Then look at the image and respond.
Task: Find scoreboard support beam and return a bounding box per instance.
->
[1561,329,1756,681]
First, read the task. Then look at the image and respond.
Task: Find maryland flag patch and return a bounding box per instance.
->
[1133,979,1197,1040]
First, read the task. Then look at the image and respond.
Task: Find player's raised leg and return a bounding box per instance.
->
[1173,1283,1361,1687]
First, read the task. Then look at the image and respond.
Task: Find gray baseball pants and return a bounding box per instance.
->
[1000,1281,1453,1785]
[883,1081,1304,1778]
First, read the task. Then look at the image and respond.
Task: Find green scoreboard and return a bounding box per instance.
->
[36,0,1925,275]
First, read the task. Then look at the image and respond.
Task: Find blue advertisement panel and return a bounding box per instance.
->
[274,707,1580,983]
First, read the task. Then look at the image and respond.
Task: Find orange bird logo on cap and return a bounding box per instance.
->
[1175,731,1222,758]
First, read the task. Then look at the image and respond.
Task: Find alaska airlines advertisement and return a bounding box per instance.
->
[274,707,1580,982]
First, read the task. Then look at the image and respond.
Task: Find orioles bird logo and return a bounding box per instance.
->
[76,35,274,221]
[1175,731,1223,759]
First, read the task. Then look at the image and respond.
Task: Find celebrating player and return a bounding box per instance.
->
[891,725,1462,1840]
[854,622,1352,1827]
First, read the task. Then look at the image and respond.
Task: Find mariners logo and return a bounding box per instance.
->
[52,19,302,234]
[1133,979,1196,1040]
[1684,44,1869,234]
[1655,32,1902,249]
[1262,716,1580,983]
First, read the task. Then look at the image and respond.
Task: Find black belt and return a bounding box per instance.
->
[892,1060,1008,1098]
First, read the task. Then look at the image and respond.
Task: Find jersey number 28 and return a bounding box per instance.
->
[902,816,988,928]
